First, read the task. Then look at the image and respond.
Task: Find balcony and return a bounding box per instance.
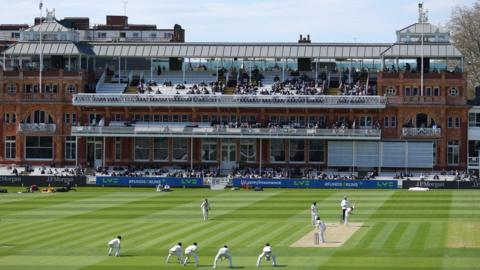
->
[72,94,387,109]
[18,124,57,134]
[401,128,441,138]
[71,125,381,140]
[0,93,68,103]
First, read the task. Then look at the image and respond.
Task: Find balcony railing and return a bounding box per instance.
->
[401,128,441,138]
[18,124,57,134]
[71,125,381,140]
[72,94,387,109]
[0,93,69,103]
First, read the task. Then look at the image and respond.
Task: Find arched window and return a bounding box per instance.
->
[24,110,54,124]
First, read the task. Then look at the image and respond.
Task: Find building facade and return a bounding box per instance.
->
[0,7,469,173]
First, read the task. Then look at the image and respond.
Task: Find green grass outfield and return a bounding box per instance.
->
[0,187,479,270]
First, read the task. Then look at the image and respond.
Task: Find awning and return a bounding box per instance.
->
[3,42,85,56]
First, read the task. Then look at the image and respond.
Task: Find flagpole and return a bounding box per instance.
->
[39,1,43,93]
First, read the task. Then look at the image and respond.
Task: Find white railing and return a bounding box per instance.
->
[18,123,57,133]
[71,125,381,139]
[402,128,442,137]
[72,94,387,109]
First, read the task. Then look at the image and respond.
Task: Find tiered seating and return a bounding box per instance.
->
[96,83,127,94]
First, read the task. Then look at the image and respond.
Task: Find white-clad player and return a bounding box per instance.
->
[213,245,232,269]
[315,216,327,243]
[344,203,355,226]
[310,201,319,226]
[107,235,121,257]
[183,242,199,267]
[166,242,183,264]
[256,243,277,267]
[340,196,349,223]
[201,198,210,221]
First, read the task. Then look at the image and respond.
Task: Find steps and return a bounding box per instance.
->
[97,83,127,94]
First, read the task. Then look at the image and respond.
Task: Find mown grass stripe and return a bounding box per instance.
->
[354,222,386,249]
[381,222,408,249]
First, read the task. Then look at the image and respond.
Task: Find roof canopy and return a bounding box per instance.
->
[3,42,84,56]
[3,42,463,59]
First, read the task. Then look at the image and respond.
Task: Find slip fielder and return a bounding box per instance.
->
[256,243,277,267]
[183,242,199,267]
[213,245,233,269]
[166,242,183,264]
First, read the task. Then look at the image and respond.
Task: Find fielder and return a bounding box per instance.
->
[340,196,349,223]
[344,203,355,226]
[183,242,199,267]
[107,236,121,257]
[256,243,277,267]
[166,242,183,264]
[201,198,210,221]
[315,217,327,244]
[310,201,319,226]
[213,245,233,269]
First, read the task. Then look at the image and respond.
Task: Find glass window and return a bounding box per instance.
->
[202,139,217,162]
[153,138,168,161]
[240,139,256,163]
[172,138,188,161]
[67,84,77,94]
[391,116,397,128]
[7,83,16,93]
[425,87,432,96]
[359,116,372,128]
[134,137,150,161]
[404,87,411,96]
[447,140,459,165]
[386,87,396,96]
[270,139,285,163]
[64,113,70,124]
[25,136,53,160]
[309,140,325,163]
[289,139,305,162]
[384,117,389,128]
[65,136,76,160]
[115,138,121,161]
[5,136,16,160]
[433,87,440,96]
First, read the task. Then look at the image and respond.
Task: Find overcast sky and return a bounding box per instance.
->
[1,0,476,42]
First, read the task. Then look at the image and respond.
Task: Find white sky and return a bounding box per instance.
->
[0,0,476,42]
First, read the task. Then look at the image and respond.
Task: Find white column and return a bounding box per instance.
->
[75,136,79,167]
[150,58,153,82]
[282,59,285,81]
[315,59,318,82]
[118,57,121,85]
[103,137,106,167]
[259,139,262,176]
[190,137,193,170]
[79,55,82,70]
[182,59,186,83]
[216,59,219,81]
[68,56,71,71]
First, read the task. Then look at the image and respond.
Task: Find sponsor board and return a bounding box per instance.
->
[402,180,480,189]
[0,176,87,186]
[96,176,205,187]
[232,178,398,189]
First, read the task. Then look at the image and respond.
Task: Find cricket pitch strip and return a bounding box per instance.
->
[290,223,364,248]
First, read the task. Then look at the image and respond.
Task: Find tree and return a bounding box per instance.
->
[450,2,480,98]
